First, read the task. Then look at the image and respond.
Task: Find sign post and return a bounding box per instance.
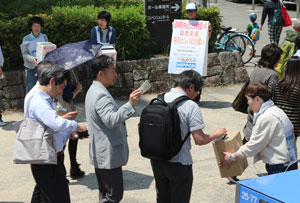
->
[168,20,209,76]
[145,0,182,53]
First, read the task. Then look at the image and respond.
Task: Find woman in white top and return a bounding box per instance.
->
[21,16,48,93]
[220,82,297,175]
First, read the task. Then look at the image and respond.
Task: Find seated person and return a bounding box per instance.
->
[90,11,116,46]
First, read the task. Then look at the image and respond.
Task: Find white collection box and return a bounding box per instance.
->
[36,42,56,62]
[98,45,117,63]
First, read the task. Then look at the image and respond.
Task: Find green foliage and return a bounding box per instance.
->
[182,6,222,53]
[0,5,149,70]
[218,64,232,86]
[98,0,143,8]
[0,0,99,18]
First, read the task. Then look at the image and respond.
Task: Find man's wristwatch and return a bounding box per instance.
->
[229,153,236,161]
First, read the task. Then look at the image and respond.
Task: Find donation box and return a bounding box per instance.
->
[236,170,300,203]
[98,45,117,63]
[212,131,248,178]
[36,42,56,62]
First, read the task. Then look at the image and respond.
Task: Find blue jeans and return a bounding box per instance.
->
[25,67,37,93]
[265,162,298,175]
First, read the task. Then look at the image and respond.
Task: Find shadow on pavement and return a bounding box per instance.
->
[69,170,154,191]
[69,172,98,190]
[199,101,232,109]
[1,121,16,131]
[123,170,154,191]
[0,202,24,203]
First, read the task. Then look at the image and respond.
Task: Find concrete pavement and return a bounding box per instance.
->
[1,84,300,203]
[1,0,300,202]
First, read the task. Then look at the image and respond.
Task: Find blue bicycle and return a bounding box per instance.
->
[215,27,255,64]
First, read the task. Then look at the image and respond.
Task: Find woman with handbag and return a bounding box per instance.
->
[260,0,284,45]
[221,82,297,175]
[243,44,282,144]
[273,56,300,141]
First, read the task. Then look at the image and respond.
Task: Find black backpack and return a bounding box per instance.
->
[138,94,190,160]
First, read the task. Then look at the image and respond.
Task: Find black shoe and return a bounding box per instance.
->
[227,176,239,185]
[70,163,85,179]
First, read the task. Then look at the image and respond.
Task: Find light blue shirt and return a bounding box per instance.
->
[27,88,77,152]
[165,88,205,165]
[0,46,4,67]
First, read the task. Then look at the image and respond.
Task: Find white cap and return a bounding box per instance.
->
[186,3,197,11]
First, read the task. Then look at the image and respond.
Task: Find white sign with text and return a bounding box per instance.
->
[168,20,209,76]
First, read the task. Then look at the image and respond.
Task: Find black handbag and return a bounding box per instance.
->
[232,80,249,114]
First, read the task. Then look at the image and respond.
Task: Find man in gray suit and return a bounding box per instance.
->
[85,55,141,203]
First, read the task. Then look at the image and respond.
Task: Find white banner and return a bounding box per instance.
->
[168,20,209,76]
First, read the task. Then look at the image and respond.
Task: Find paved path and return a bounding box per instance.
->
[1,0,300,202]
[1,84,300,203]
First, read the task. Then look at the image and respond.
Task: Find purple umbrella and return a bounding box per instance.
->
[44,40,102,70]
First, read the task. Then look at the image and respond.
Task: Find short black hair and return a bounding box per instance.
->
[91,55,115,80]
[258,44,282,70]
[39,64,70,86]
[97,11,111,25]
[175,70,203,91]
[28,16,44,30]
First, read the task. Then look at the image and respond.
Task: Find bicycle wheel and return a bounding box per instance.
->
[225,34,254,64]
[217,31,236,44]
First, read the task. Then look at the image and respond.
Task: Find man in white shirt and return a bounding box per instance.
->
[150,70,226,203]
[27,63,87,203]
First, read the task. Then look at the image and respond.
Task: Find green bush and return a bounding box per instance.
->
[0,0,99,18]
[182,6,222,53]
[0,5,149,70]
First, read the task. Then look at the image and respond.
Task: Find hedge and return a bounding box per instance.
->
[0,5,149,70]
[0,4,221,71]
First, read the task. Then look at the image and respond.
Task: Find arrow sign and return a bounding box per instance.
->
[170,2,181,13]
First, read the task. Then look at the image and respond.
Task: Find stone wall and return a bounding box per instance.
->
[0,51,249,109]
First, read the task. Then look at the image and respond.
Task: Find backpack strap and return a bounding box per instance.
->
[158,93,191,145]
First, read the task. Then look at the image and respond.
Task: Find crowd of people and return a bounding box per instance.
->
[0,2,300,203]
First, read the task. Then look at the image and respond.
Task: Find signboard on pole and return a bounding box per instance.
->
[145,0,182,53]
[168,20,209,76]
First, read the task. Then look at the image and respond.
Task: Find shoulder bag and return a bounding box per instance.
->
[232,80,249,114]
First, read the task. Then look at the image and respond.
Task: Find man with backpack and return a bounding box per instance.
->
[143,70,226,203]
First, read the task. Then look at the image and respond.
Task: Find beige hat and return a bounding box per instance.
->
[294,20,300,32]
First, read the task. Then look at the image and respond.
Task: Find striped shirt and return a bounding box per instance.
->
[274,83,300,137]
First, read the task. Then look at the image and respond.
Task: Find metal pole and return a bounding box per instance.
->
[251,0,255,11]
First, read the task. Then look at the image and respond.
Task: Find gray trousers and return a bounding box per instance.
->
[151,160,193,203]
[95,167,124,203]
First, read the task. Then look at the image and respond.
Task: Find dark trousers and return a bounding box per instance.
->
[25,67,37,94]
[68,138,78,165]
[150,160,193,203]
[31,155,70,203]
[95,167,124,203]
[266,162,298,175]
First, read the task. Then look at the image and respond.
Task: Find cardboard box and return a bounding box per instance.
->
[212,131,248,178]
[36,42,56,62]
[98,45,117,63]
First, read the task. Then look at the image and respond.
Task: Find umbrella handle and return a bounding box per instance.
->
[71,69,79,84]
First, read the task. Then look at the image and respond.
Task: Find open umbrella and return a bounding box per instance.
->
[44,40,102,70]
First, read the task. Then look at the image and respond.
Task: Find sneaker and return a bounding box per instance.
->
[0,121,6,126]
[70,163,85,179]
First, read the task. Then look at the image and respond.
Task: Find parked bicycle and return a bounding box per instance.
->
[215,27,255,64]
